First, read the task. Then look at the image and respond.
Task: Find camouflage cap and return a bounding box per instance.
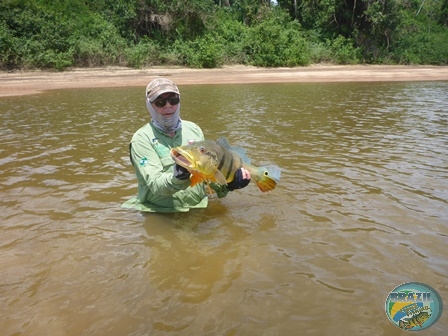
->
[146,78,180,102]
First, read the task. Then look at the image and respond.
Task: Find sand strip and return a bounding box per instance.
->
[1,65,448,97]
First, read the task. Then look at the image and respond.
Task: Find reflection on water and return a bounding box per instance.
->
[1,81,447,335]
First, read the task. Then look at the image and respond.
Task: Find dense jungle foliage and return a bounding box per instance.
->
[1,0,447,70]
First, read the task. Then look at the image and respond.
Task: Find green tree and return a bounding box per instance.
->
[242,8,312,66]
[441,0,448,25]
[277,0,403,61]
[393,1,448,64]
[130,0,215,41]
[1,0,448,69]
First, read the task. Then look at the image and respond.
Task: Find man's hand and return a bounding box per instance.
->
[173,164,190,180]
[226,168,251,191]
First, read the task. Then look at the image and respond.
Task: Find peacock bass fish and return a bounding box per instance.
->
[170,137,281,192]
[398,311,431,329]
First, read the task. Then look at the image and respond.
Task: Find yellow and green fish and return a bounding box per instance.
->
[398,311,431,329]
[170,137,281,192]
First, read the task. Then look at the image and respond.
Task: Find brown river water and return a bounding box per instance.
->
[1,81,447,335]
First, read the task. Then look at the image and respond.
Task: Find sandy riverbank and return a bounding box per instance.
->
[1,65,448,97]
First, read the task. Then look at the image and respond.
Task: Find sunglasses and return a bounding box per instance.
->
[153,96,180,108]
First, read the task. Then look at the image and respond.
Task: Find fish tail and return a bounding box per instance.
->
[252,165,281,192]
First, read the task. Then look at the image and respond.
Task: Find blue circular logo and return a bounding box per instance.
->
[385,282,443,331]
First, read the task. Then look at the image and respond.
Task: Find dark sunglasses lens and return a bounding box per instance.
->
[154,99,166,108]
[154,97,180,108]
[168,97,180,105]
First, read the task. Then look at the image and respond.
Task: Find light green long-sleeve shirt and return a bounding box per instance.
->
[121,121,229,212]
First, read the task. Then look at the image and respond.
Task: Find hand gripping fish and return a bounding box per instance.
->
[170,137,281,192]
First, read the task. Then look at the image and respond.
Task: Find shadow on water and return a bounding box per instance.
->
[1,82,448,335]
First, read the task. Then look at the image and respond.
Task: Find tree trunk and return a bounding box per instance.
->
[293,0,297,20]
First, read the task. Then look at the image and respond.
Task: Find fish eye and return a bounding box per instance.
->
[199,146,206,154]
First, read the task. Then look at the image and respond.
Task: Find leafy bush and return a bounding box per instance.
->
[0,4,75,69]
[205,10,250,64]
[0,22,20,69]
[190,35,225,68]
[169,36,224,68]
[1,0,448,70]
[125,39,161,68]
[243,17,311,67]
[70,13,127,67]
[394,12,448,65]
[327,35,362,64]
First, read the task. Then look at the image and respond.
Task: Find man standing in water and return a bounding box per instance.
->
[121,78,251,212]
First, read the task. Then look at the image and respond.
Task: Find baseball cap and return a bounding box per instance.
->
[146,78,180,102]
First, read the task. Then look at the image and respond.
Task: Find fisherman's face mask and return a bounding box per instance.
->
[146,94,182,134]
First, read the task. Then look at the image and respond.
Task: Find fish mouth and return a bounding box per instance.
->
[170,148,193,169]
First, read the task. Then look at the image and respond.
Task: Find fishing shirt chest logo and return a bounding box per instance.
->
[150,137,186,172]
[151,138,172,158]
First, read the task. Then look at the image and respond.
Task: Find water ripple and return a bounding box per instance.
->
[1,82,447,335]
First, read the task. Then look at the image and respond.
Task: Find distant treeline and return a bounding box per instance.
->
[1,0,447,70]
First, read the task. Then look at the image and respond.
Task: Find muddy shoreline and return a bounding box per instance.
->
[1,65,448,97]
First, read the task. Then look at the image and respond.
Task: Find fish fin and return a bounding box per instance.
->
[190,170,227,186]
[216,137,251,164]
[254,165,281,192]
[231,146,250,164]
[214,169,228,185]
[189,171,206,187]
[216,137,231,149]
